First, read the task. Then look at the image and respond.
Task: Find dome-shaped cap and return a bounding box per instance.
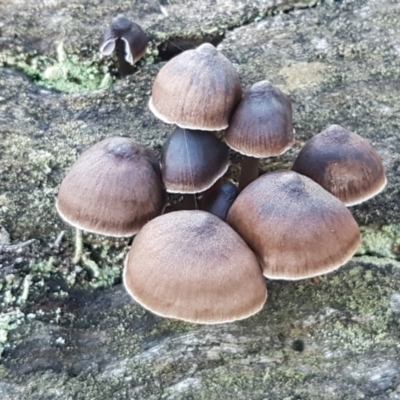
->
[227,170,361,280]
[56,137,165,237]
[161,127,229,193]
[149,43,243,130]
[292,125,386,206]
[124,210,267,324]
[224,81,294,157]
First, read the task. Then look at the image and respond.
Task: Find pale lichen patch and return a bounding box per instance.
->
[280,61,329,92]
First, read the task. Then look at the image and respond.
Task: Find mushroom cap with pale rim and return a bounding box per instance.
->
[227,170,361,280]
[124,210,267,324]
[161,127,230,194]
[149,43,243,131]
[56,137,165,237]
[224,80,294,157]
[292,124,387,206]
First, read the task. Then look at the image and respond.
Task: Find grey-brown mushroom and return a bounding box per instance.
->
[124,210,267,324]
[149,43,243,130]
[227,170,361,280]
[224,81,294,190]
[56,137,165,262]
[292,124,387,206]
[161,127,230,194]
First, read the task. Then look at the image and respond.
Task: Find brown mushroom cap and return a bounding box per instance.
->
[227,170,361,280]
[292,124,387,206]
[124,210,267,324]
[149,43,243,130]
[224,80,294,157]
[161,127,230,193]
[56,137,165,237]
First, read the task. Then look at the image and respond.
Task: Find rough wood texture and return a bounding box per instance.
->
[1,0,400,399]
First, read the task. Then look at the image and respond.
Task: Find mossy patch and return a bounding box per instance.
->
[358,224,400,260]
[0,43,113,93]
[0,309,24,358]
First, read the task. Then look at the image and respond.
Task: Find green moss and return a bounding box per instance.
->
[81,255,122,289]
[358,224,400,259]
[0,309,24,357]
[29,257,56,279]
[0,43,113,93]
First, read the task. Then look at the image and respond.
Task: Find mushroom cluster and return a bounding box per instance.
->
[56,26,387,324]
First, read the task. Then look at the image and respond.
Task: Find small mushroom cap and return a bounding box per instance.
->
[100,15,148,65]
[149,43,243,130]
[224,81,294,157]
[292,125,387,206]
[56,137,165,237]
[161,127,230,193]
[124,210,267,324]
[227,170,361,280]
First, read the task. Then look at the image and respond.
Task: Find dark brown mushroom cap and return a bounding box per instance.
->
[227,170,361,280]
[56,137,165,237]
[161,127,229,193]
[100,15,148,65]
[292,124,387,206]
[149,43,243,130]
[124,210,267,324]
[224,81,294,157]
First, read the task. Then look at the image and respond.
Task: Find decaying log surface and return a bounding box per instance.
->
[1,0,400,398]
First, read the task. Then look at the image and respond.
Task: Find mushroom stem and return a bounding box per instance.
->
[311,277,320,285]
[201,178,223,207]
[239,156,259,191]
[116,39,135,77]
[201,180,239,221]
[182,194,198,210]
[73,228,83,264]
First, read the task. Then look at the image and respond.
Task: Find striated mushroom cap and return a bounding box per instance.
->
[56,137,165,237]
[124,210,267,324]
[149,43,243,130]
[161,127,229,193]
[224,80,294,157]
[292,124,387,206]
[227,170,361,280]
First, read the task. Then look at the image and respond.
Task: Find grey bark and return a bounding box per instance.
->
[1,0,400,399]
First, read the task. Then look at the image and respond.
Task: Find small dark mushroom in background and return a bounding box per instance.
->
[100,14,148,67]
[124,210,267,324]
[292,124,387,206]
[149,43,243,130]
[227,170,361,280]
[224,81,294,190]
[56,137,165,262]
